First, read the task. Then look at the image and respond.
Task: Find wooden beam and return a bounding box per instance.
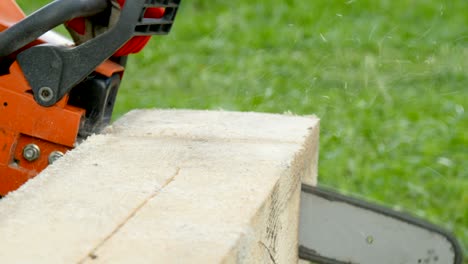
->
[0,110,319,263]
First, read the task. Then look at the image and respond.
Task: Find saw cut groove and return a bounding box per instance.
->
[80,167,181,263]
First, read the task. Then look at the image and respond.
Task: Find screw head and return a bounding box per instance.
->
[23,144,41,162]
[48,151,64,164]
[38,87,54,102]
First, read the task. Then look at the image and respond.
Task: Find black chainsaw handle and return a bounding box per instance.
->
[17,0,180,107]
[0,0,109,58]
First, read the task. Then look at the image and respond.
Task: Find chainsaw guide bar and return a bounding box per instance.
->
[299,185,463,264]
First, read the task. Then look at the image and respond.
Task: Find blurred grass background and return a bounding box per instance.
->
[19,0,467,259]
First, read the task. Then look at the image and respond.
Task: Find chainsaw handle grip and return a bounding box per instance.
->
[0,0,108,57]
[17,0,180,107]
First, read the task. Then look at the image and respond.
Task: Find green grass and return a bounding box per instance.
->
[18,0,468,260]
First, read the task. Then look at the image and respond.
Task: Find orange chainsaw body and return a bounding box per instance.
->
[0,0,123,195]
[0,0,179,196]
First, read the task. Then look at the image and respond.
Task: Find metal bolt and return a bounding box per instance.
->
[23,144,41,161]
[38,87,54,102]
[48,151,64,164]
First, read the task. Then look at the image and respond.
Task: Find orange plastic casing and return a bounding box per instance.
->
[0,0,124,195]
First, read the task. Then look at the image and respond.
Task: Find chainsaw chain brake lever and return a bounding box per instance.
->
[11,0,180,107]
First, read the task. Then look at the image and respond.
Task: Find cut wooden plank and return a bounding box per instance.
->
[0,110,319,263]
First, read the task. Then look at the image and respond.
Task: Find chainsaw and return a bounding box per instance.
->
[0,1,463,263]
[0,0,179,194]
